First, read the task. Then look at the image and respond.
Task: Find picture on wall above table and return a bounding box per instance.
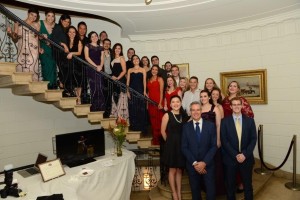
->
[220,69,267,104]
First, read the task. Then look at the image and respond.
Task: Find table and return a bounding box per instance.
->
[3,149,136,200]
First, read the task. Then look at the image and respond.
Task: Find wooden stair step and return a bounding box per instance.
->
[126,130,141,143]
[33,90,63,102]
[54,97,77,109]
[148,187,169,200]
[100,117,117,129]
[73,104,91,116]
[137,137,152,149]
[0,72,33,87]
[88,111,104,123]
[12,81,48,95]
[0,62,16,77]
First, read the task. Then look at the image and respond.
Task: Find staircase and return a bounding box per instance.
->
[0,62,153,148]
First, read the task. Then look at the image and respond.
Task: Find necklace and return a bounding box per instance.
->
[171,111,182,123]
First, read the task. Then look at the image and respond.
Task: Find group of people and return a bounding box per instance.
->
[161,79,257,200]
[8,7,258,200]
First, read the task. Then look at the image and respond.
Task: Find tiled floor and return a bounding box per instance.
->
[130,175,300,200]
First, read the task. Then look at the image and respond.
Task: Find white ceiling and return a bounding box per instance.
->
[16,0,300,39]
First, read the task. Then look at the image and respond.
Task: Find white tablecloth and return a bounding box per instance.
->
[4,149,136,200]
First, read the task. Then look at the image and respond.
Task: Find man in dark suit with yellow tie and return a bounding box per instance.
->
[182,101,217,200]
[221,97,257,200]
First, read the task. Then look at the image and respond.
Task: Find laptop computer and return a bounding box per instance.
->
[18,153,48,178]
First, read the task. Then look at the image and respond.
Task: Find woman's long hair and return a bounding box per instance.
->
[66,26,80,49]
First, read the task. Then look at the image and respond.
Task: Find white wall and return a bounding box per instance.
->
[1,5,300,173]
[0,89,98,168]
[130,14,300,173]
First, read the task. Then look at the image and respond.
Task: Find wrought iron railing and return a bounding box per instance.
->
[0,3,157,114]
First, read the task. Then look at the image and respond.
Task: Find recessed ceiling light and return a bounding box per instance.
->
[145,0,152,5]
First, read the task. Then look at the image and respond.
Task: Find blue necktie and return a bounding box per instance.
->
[195,122,201,141]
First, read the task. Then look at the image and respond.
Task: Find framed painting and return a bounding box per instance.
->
[163,63,190,77]
[220,69,267,104]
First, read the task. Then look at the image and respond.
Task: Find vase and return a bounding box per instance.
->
[116,141,122,157]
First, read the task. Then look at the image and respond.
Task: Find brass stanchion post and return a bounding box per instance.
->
[285,135,300,191]
[255,124,271,175]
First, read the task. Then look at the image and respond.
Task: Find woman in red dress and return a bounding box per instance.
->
[147,65,164,145]
[164,76,182,112]
[222,81,254,118]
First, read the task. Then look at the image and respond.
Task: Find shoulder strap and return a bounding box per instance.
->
[210,104,215,112]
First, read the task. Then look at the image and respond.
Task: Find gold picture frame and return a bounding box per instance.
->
[176,63,190,78]
[163,63,190,78]
[220,69,267,104]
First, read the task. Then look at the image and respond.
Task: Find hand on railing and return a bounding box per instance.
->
[60,43,69,53]
[6,26,19,43]
[111,76,118,81]
[67,53,73,59]
[158,103,163,110]
[96,65,103,72]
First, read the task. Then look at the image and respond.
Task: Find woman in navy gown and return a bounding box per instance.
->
[126,55,147,134]
[84,31,105,111]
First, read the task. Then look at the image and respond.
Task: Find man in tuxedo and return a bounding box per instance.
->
[182,101,217,200]
[126,48,135,71]
[221,97,257,200]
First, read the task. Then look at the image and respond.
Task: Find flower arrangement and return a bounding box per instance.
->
[109,117,128,156]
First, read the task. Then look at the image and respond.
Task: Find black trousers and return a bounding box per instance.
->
[224,163,254,200]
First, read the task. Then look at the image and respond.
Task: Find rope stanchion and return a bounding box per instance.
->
[257,126,300,191]
[285,135,300,191]
[257,129,294,171]
[254,125,271,175]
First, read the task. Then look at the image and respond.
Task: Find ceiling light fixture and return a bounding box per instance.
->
[145,0,152,5]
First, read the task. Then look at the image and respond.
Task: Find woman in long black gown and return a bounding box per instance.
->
[61,26,83,103]
[161,95,188,200]
[126,55,147,134]
[84,31,105,111]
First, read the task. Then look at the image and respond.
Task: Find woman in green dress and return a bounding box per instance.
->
[39,10,56,89]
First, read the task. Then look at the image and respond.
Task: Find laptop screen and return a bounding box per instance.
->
[34,153,47,168]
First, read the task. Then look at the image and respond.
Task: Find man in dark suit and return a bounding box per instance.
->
[221,97,257,200]
[182,101,217,200]
[126,48,135,71]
